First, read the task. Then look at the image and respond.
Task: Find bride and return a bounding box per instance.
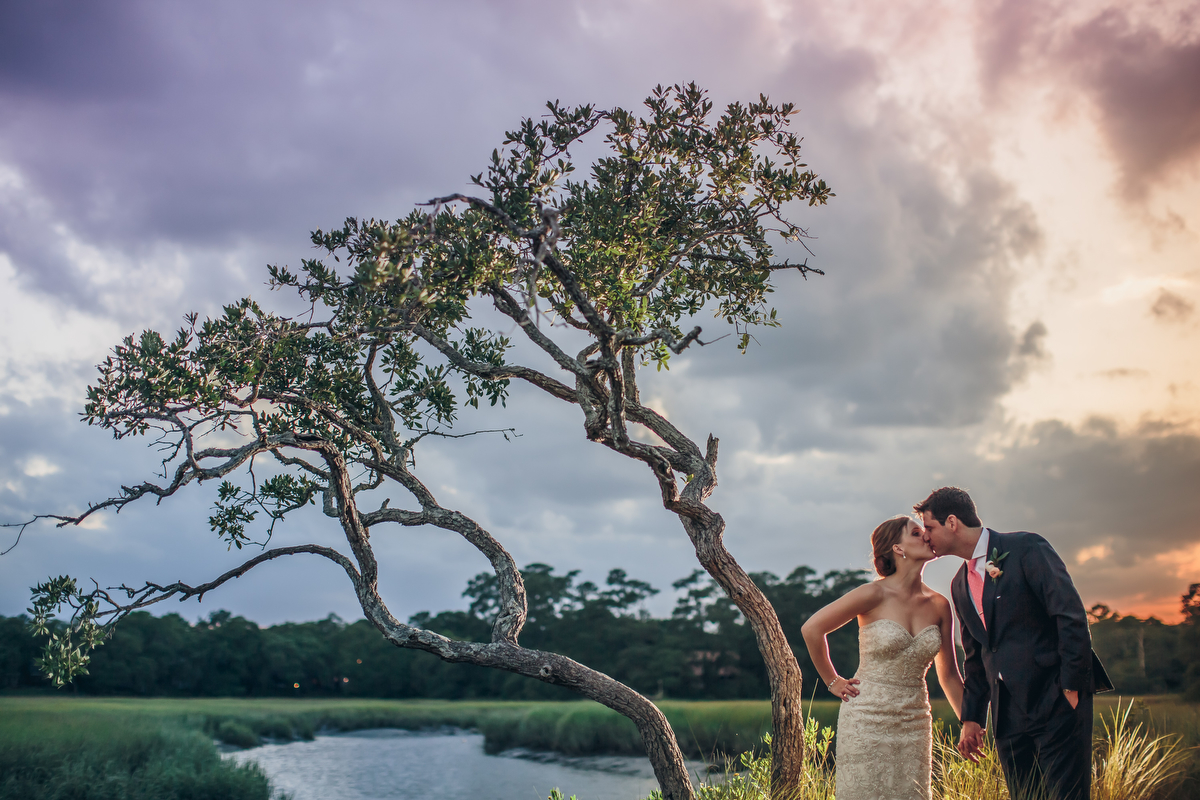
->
[801,515,965,800]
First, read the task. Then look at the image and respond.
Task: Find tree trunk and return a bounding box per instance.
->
[334,437,695,799]
[1136,626,1146,678]
[673,438,804,799]
[365,606,696,800]
[681,514,805,797]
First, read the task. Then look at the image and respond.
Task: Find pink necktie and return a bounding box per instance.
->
[968,557,986,629]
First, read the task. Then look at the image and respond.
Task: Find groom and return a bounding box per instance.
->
[916,487,1112,800]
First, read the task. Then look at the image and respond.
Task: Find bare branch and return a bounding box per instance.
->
[619,326,708,354]
[95,544,360,622]
[361,455,527,644]
[53,434,301,528]
[625,403,705,464]
[270,449,330,480]
[488,286,592,381]
[362,342,403,453]
[1,515,77,556]
[359,506,429,527]
[421,193,544,239]
[765,258,824,277]
[410,321,576,403]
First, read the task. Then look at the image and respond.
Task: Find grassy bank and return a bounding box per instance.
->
[3,694,1198,800]
[0,702,274,800]
[476,697,972,758]
[0,694,1161,758]
[0,695,786,759]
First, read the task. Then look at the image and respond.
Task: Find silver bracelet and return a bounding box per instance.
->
[828,676,840,687]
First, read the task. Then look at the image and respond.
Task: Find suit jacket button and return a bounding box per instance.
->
[991,646,997,652]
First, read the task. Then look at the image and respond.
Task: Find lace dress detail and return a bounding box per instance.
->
[835,619,942,800]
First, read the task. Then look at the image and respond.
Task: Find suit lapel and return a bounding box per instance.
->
[982,531,1002,638]
[953,562,987,643]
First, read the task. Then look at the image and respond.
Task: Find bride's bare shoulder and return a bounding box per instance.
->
[922,586,953,617]
[847,580,886,604]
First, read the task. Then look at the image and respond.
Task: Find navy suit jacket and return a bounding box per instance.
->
[952,530,1113,731]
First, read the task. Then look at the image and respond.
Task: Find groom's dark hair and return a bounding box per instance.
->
[914,487,982,527]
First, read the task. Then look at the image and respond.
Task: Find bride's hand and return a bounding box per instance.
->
[830,676,860,701]
[957,721,984,761]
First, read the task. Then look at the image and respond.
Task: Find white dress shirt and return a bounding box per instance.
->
[968,526,991,618]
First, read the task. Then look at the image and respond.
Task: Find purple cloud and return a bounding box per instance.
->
[980,0,1200,198]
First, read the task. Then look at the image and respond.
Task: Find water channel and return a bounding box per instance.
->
[226,728,707,800]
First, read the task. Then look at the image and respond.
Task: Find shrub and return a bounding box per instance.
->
[215,720,260,749]
[689,717,836,800]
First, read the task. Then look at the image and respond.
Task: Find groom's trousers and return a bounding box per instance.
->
[995,681,1094,800]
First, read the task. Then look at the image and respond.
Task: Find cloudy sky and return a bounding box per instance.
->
[2,0,1198,630]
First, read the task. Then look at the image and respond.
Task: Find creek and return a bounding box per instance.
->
[226,728,703,800]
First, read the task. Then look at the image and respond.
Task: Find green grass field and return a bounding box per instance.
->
[3,693,1191,755]
[0,695,783,758]
[2,694,1197,799]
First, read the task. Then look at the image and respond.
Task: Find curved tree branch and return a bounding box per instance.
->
[410,322,576,403]
[104,544,360,619]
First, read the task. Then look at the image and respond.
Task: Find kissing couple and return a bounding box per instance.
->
[802,487,1113,800]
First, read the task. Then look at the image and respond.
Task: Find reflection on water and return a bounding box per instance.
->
[227,728,697,800]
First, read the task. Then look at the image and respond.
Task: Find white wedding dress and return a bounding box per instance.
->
[835,618,941,800]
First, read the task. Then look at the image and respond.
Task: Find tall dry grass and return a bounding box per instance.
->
[648,700,1193,800]
[1091,702,1192,800]
[935,701,1192,800]
[932,720,1045,800]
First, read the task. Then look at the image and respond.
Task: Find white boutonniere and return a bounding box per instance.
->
[986,547,1009,583]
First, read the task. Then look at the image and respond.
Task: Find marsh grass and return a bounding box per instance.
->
[477,700,782,758]
[215,720,262,748]
[932,720,1021,800]
[665,701,787,759]
[934,700,1193,800]
[677,700,1195,800]
[1092,701,1192,800]
[0,709,274,800]
[0,695,935,758]
[1110,697,1200,796]
[4,695,1197,800]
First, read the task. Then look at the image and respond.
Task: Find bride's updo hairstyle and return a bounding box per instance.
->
[871,516,912,577]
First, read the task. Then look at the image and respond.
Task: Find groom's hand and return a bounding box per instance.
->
[1063,689,1079,709]
[957,721,984,762]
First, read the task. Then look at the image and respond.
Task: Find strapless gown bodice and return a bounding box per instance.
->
[835,619,942,800]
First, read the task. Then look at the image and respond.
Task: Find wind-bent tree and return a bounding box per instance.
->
[19,83,830,799]
[290,82,831,795]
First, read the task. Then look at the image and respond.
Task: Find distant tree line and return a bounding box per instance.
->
[3,568,1198,701]
[2,564,864,699]
[1086,582,1200,698]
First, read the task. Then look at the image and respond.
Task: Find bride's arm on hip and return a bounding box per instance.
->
[931,592,965,720]
[801,583,882,699]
